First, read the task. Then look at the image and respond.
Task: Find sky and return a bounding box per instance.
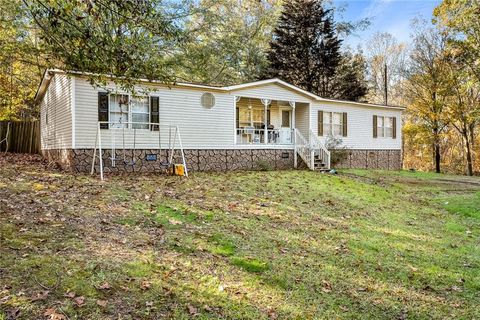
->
[333,0,441,49]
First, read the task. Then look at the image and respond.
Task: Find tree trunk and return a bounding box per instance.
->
[465,138,473,176]
[433,125,441,173]
[434,142,441,173]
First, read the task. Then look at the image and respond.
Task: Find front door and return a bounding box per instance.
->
[279,110,292,144]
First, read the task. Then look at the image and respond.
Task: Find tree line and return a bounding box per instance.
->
[0,0,368,119]
[0,0,479,175]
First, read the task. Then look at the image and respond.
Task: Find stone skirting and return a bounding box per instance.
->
[42,148,402,173]
[333,149,402,170]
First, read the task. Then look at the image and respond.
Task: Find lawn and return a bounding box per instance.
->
[1,154,479,319]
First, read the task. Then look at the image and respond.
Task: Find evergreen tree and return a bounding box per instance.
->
[263,0,367,101]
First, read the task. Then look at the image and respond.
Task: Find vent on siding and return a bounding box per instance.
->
[201,92,215,109]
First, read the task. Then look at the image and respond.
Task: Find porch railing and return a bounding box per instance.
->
[236,128,294,145]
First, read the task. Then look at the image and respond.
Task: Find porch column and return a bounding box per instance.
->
[234,96,241,144]
[289,101,296,129]
[261,99,271,145]
[290,101,297,168]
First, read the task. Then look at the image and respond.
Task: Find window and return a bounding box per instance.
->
[131,96,149,129]
[237,108,266,128]
[377,116,394,138]
[109,94,129,128]
[323,112,343,136]
[282,110,290,127]
[201,92,215,108]
[108,94,150,129]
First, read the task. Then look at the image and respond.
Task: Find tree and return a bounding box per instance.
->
[0,0,43,119]
[177,0,281,85]
[23,0,190,92]
[433,0,480,175]
[434,0,480,82]
[365,32,407,106]
[404,19,450,173]
[443,55,480,176]
[332,51,368,101]
[262,0,366,101]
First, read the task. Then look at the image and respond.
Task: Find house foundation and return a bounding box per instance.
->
[42,148,402,173]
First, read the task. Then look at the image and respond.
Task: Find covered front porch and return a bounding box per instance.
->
[234,97,308,145]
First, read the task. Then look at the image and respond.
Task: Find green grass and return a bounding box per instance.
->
[440,192,480,219]
[1,155,480,319]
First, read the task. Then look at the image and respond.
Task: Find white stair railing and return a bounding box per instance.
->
[294,129,314,170]
[294,129,331,171]
[309,130,331,170]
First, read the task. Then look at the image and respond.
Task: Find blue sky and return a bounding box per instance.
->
[333,0,441,49]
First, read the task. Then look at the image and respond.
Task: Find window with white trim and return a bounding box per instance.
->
[108,94,150,129]
[109,94,129,128]
[377,116,394,138]
[323,112,343,136]
[131,96,149,129]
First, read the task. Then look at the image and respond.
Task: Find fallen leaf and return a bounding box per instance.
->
[73,296,85,306]
[321,280,332,293]
[168,219,183,225]
[63,291,75,298]
[31,290,49,302]
[96,299,107,307]
[141,280,151,290]
[187,304,198,315]
[146,301,153,307]
[43,308,66,320]
[98,282,111,290]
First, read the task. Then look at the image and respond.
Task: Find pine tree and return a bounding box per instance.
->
[264,0,366,101]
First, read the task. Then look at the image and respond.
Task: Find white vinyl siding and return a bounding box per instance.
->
[311,102,402,150]
[61,75,403,151]
[74,79,235,149]
[40,73,72,149]
[294,102,310,137]
[230,83,311,103]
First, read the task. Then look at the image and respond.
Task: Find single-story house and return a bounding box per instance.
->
[35,69,405,173]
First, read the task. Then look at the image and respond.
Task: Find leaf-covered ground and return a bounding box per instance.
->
[1,153,479,320]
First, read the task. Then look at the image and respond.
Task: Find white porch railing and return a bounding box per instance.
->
[236,128,294,145]
[294,129,331,171]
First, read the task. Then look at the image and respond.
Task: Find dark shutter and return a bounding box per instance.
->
[318,110,323,136]
[392,117,397,139]
[342,112,348,137]
[150,96,159,131]
[98,92,109,129]
[373,115,378,138]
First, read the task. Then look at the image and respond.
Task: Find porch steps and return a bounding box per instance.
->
[313,155,327,171]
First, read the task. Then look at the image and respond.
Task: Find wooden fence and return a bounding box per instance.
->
[0,121,40,154]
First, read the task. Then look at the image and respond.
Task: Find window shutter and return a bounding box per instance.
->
[342,112,348,137]
[98,92,109,129]
[392,117,397,139]
[373,115,378,138]
[318,111,323,136]
[150,96,159,131]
